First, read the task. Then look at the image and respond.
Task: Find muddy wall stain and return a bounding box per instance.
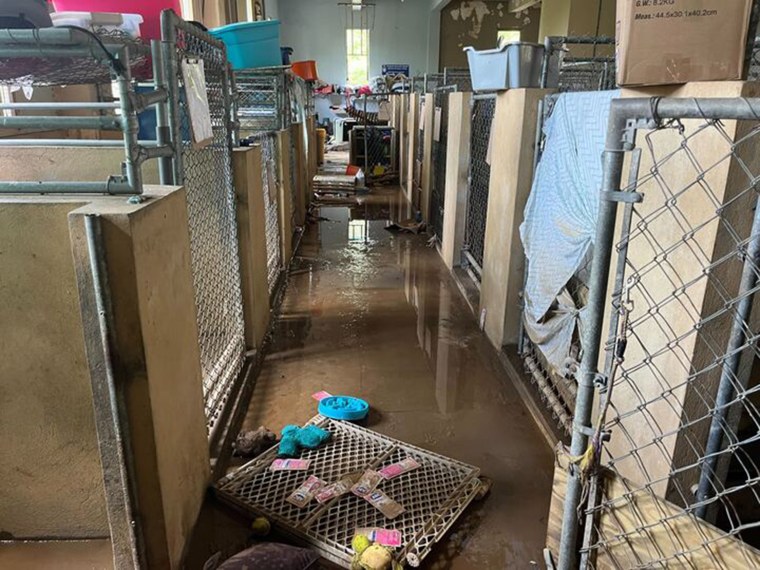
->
[440,1,540,69]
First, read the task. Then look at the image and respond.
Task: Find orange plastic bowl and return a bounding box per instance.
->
[292,60,318,81]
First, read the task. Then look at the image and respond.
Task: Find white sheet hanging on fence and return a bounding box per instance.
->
[520,90,620,371]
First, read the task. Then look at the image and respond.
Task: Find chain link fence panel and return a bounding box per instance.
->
[462,96,495,275]
[442,68,472,92]
[429,86,455,239]
[749,37,760,81]
[555,97,760,570]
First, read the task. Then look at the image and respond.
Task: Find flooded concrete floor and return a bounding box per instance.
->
[237,186,555,568]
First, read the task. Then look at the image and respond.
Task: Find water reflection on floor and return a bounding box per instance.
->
[241,187,554,569]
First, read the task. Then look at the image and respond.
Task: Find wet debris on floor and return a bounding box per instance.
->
[234,426,277,458]
[384,219,425,235]
[213,415,487,569]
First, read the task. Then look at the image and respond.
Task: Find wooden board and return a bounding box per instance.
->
[547,449,760,568]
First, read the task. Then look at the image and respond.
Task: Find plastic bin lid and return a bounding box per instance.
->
[463,44,508,55]
[50,11,144,23]
[211,18,280,34]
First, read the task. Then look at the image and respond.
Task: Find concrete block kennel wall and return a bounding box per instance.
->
[291,121,308,226]
[307,116,318,197]
[0,146,160,185]
[0,187,209,569]
[233,146,272,351]
[480,89,551,350]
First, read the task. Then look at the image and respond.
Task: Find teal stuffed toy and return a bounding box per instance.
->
[278,424,331,458]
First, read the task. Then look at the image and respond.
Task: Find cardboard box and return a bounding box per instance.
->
[616,0,753,86]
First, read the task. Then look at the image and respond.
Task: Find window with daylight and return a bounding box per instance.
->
[347,28,370,86]
[497,30,521,45]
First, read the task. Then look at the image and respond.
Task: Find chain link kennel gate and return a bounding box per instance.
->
[162,10,246,431]
[462,95,496,280]
[429,85,456,240]
[555,96,760,570]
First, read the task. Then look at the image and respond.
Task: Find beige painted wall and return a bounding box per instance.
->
[291,122,307,226]
[0,146,160,185]
[277,130,294,264]
[407,94,421,205]
[480,88,549,350]
[233,147,272,351]
[1,187,209,568]
[538,0,616,40]
[0,199,108,538]
[69,187,209,568]
[421,94,436,222]
[538,0,571,39]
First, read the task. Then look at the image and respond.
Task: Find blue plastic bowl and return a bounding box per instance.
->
[319,396,369,421]
[210,20,281,70]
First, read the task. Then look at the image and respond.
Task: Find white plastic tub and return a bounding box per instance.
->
[50,12,144,38]
[464,42,545,91]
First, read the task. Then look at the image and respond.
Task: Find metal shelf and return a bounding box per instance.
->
[0,28,151,86]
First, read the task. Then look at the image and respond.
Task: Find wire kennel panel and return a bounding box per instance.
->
[429,86,455,239]
[163,11,246,430]
[442,68,472,92]
[749,38,760,81]
[248,132,283,295]
[415,96,425,190]
[541,36,616,93]
[216,416,482,568]
[235,67,289,135]
[517,94,582,439]
[290,134,298,228]
[555,97,760,570]
[423,73,443,94]
[462,95,495,276]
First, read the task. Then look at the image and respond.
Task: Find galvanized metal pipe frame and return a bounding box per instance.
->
[0,32,171,195]
[557,96,760,570]
[0,115,123,130]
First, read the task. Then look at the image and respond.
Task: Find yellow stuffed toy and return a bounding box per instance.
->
[350,535,402,570]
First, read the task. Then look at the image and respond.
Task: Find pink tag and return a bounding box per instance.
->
[270,458,311,471]
[378,458,421,480]
[312,390,332,401]
[355,528,403,548]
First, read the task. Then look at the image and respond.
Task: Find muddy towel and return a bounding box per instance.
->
[519,90,620,371]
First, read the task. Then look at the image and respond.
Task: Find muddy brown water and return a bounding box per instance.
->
[223,187,554,569]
